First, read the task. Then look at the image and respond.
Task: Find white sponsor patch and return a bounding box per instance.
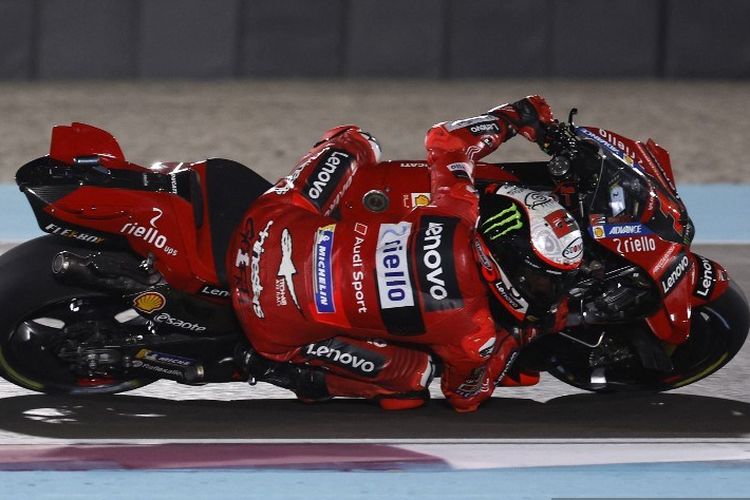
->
[445,114,495,131]
[375,222,415,309]
[447,162,472,175]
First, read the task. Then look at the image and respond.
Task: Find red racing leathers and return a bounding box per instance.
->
[228,96,554,412]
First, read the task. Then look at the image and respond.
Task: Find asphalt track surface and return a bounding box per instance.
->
[0,243,746,442]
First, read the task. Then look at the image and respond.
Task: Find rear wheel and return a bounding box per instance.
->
[0,237,154,394]
[541,280,749,392]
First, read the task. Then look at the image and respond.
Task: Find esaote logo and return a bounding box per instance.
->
[154,312,206,332]
[120,208,178,256]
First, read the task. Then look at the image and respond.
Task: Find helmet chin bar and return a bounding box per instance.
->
[473,236,529,322]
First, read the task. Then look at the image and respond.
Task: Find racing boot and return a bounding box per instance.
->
[321,372,430,410]
[234,344,330,402]
[493,323,544,387]
[298,336,436,409]
[489,332,523,388]
[376,390,431,410]
[496,366,540,387]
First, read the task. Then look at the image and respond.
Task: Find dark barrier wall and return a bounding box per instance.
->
[0,0,748,79]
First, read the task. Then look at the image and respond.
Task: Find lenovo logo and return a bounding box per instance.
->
[416,216,463,312]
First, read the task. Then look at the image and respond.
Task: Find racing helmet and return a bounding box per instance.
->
[475,184,583,319]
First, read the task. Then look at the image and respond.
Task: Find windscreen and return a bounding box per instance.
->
[586,149,651,222]
[583,145,693,245]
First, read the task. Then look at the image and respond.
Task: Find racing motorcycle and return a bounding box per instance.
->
[1,114,747,396]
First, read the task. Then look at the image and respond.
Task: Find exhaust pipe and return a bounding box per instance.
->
[52,251,91,277]
[52,251,162,292]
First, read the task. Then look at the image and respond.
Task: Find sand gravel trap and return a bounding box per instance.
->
[0,79,748,184]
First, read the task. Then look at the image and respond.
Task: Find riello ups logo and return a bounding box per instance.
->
[375,222,425,335]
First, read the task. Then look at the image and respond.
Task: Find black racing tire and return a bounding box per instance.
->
[546,280,750,392]
[0,236,155,395]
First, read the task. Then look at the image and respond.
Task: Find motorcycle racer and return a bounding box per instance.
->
[229,95,580,412]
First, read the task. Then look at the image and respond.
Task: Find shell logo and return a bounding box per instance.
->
[592,225,606,240]
[413,194,430,207]
[133,291,166,313]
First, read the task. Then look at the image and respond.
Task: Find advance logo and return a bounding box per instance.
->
[375,222,424,335]
[416,216,463,312]
[591,223,654,239]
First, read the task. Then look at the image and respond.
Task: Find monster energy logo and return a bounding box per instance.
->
[481,204,523,240]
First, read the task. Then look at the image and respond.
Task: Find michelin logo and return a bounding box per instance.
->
[313,224,336,313]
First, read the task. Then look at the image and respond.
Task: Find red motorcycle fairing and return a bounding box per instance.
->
[646,253,731,346]
[50,122,127,166]
[18,123,269,297]
[43,172,215,291]
[576,126,729,345]
[335,160,521,225]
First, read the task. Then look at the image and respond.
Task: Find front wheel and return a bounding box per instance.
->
[0,236,155,395]
[542,280,749,392]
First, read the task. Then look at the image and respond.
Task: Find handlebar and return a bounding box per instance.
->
[547,155,572,177]
[543,110,601,182]
[544,121,580,179]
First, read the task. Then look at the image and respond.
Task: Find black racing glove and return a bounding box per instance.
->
[541,122,579,159]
